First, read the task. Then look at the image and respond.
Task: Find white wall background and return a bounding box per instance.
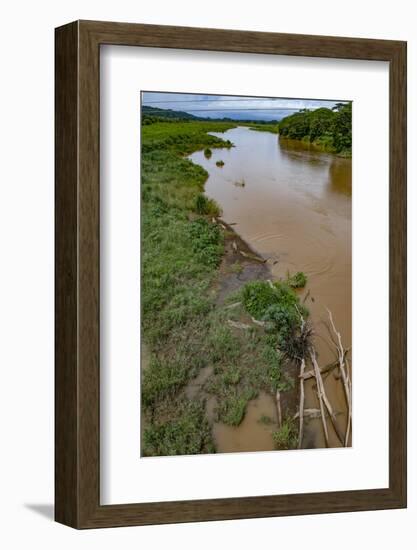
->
[0,0,414,547]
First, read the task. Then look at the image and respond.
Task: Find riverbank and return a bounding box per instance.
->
[189,125,352,450]
[141,121,305,456]
[246,125,351,156]
[279,136,352,157]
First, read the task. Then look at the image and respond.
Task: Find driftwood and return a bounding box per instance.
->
[239,250,267,263]
[327,308,352,446]
[298,358,305,449]
[345,357,352,446]
[276,390,282,428]
[251,316,266,327]
[224,301,241,310]
[294,408,342,420]
[300,349,350,380]
[293,306,351,448]
[307,345,344,445]
[310,348,329,446]
[294,408,320,420]
[300,359,339,380]
[227,320,251,330]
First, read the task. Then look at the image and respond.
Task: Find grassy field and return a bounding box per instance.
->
[246,123,280,134]
[141,120,308,456]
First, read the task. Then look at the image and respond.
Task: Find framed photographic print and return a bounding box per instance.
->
[55,20,407,528]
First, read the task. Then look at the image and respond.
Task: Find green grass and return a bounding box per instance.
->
[217,388,257,426]
[272,418,298,450]
[258,414,274,425]
[228,261,243,274]
[142,401,215,456]
[195,194,221,216]
[203,307,291,425]
[142,120,241,455]
[247,124,280,134]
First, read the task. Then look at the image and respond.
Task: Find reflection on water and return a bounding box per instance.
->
[189,127,352,451]
[328,158,352,196]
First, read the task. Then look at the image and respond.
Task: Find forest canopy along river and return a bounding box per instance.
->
[141,113,352,456]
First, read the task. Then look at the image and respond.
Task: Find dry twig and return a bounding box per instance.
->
[326,308,352,446]
[298,358,306,448]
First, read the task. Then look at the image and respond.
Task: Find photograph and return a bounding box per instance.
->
[140,91,352,457]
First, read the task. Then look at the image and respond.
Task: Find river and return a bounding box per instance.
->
[189,126,352,451]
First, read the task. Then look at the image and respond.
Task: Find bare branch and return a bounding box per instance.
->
[298,358,306,449]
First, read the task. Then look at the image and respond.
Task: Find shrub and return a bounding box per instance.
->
[216,160,225,167]
[241,280,310,359]
[241,281,280,319]
[204,147,212,158]
[242,280,305,320]
[287,271,307,289]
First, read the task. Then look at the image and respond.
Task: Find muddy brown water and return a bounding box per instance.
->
[189,127,352,452]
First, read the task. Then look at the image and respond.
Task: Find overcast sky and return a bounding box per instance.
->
[142,92,346,121]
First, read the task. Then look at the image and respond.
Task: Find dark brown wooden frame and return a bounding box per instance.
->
[55,20,407,529]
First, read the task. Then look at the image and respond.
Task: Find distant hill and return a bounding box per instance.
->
[142,105,203,123]
[141,104,281,125]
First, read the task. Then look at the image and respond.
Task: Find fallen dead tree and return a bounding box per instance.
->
[300,348,350,381]
[295,308,350,449]
[300,359,339,380]
[294,408,342,420]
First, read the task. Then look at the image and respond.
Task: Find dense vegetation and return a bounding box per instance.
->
[278,102,352,155]
[141,117,309,455]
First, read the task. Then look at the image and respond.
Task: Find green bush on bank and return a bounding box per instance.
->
[287,271,307,289]
[278,103,352,155]
[241,280,309,357]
